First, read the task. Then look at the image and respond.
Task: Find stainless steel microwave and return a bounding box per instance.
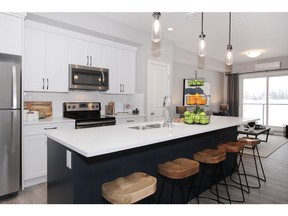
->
[69,64,109,91]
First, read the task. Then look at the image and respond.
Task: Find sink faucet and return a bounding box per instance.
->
[163,96,172,127]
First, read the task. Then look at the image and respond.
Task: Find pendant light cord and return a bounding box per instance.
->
[201,12,204,35]
[228,12,231,46]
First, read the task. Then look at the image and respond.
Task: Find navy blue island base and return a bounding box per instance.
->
[47,126,237,204]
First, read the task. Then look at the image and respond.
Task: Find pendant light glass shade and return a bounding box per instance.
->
[198,35,206,57]
[226,45,233,65]
[198,12,206,57]
[152,12,161,43]
[226,12,233,65]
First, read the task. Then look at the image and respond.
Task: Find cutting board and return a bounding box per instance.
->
[24,101,52,119]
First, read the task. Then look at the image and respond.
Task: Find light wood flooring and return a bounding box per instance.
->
[1,137,288,204]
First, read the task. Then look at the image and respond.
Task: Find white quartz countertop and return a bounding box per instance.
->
[45,116,257,158]
[24,117,75,126]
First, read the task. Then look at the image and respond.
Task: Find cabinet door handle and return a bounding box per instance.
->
[87,56,89,65]
[90,56,92,66]
[47,78,49,90]
[151,112,154,115]
[120,84,122,92]
[42,78,45,90]
[44,127,58,130]
[123,84,125,92]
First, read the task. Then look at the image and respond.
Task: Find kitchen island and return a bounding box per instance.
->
[46,116,256,204]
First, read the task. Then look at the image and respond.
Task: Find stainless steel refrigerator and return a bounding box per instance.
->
[0,61,21,197]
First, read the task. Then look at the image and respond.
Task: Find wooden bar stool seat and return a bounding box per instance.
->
[101,172,157,204]
[218,141,244,153]
[239,137,261,146]
[157,158,200,203]
[237,137,266,189]
[158,158,200,179]
[193,148,231,204]
[193,149,226,164]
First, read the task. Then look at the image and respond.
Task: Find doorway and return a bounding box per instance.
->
[147,60,170,122]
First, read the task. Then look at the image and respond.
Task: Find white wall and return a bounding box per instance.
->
[232,56,288,73]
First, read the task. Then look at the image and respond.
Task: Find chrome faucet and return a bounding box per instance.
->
[163,96,172,127]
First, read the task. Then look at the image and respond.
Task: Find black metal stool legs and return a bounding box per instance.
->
[209,162,232,204]
[236,145,266,189]
[186,175,199,203]
[196,163,231,204]
[230,149,250,193]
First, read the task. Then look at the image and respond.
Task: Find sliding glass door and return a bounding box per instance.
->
[268,76,288,127]
[239,71,288,129]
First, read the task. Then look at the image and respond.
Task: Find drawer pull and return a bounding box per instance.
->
[44,127,58,130]
[127,120,134,122]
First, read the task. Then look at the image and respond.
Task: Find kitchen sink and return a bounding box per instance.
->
[128,123,168,130]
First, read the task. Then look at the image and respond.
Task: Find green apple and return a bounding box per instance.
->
[187,115,194,124]
[194,114,201,123]
[184,111,191,117]
[201,116,209,124]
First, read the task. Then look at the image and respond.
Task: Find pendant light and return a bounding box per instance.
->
[198,12,206,57]
[226,12,233,65]
[152,12,161,43]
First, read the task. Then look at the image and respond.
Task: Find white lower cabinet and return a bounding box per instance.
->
[116,116,145,125]
[23,121,75,188]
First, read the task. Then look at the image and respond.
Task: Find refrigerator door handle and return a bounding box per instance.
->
[12,66,17,109]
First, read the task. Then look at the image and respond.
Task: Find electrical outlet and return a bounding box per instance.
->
[66,150,72,169]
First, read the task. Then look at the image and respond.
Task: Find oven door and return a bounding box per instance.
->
[69,64,109,91]
[76,119,116,129]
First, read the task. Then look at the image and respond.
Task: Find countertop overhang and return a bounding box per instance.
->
[45,116,257,158]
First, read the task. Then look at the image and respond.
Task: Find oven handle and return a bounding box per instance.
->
[76,120,116,126]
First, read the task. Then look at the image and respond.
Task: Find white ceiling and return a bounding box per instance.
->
[99,12,288,64]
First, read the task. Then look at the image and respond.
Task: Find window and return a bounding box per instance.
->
[240,71,288,129]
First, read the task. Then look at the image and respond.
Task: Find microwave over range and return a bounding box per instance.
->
[69,64,109,91]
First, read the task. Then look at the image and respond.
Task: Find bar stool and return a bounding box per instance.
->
[157,158,200,204]
[217,141,248,202]
[193,149,231,204]
[101,172,157,204]
[238,137,266,189]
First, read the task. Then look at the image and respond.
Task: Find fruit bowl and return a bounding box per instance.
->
[188,77,205,86]
[183,109,210,125]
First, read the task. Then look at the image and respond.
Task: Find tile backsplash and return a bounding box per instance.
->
[24,91,145,117]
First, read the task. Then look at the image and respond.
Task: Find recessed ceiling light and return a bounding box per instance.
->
[246,50,262,58]
[167,27,174,31]
[185,12,196,20]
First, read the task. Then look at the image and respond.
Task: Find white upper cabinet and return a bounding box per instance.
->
[105,46,120,94]
[45,32,68,92]
[68,38,106,68]
[119,49,136,94]
[24,27,68,92]
[0,13,23,56]
[24,28,46,91]
[105,47,136,94]
[24,20,136,94]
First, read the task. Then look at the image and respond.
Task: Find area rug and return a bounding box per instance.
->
[241,134,288,158]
